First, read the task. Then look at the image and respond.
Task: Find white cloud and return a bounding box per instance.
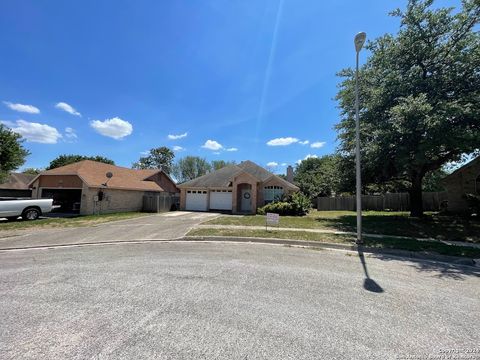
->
[311,141,326,148]
[173,145,185,151]
[226,147,238,152]
[213,152,221,155]
[168,132,187,140]
[90,117,133,139]
[266,161,278,167]
[55,102,81,116]
[296,154,318,164]
[7,120,61,143]
[281,163,287,166]
[202,139,223,151]
[0,120,15,127]
[3,101,40,114]
[266,137,299,146]
[299,140,309,145]
[140,150,150,156]
[65,127,77,139]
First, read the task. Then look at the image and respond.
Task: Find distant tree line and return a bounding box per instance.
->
[131,146,236,183]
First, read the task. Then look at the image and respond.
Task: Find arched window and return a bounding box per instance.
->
[476,175,480,195]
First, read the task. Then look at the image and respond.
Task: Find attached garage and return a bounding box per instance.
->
[29,160,179,215]
[185,190,208,211]
[41,188,82,213]
[209,190,232,211]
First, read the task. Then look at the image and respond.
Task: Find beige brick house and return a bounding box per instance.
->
[29,160,178,215]
[178,160,299,214]
[442,155,480,213]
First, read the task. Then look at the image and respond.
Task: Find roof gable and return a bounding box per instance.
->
[262,174,299,190]
[443,155,480,181]
[31,160,173,192]
[178,165,243,188]
[178,160,299,190]
[237,160,273,182]
[0,173,36,190]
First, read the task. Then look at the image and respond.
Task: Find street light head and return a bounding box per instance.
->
[354,32,367,52]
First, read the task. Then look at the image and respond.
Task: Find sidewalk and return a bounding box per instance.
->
[196,224,480,249]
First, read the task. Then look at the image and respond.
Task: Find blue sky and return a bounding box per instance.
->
[0,0,459,173]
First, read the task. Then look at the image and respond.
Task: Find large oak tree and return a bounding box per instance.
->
[335,0,480,216]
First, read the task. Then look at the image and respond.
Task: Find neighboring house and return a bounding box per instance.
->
[28,160,179,215]
[0,173,35,198]
[442,155,480,213]
[178,160,299,214]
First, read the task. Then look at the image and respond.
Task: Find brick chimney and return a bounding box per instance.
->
[286,165,294,183]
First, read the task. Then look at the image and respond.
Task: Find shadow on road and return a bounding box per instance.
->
[371,253,480,281]
[358,246,384,293]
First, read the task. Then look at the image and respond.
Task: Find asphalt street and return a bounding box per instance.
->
[0,211,218,250]
[1,241,478,359]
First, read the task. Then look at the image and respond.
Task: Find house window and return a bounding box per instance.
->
[263,186,284,204]
[476,175,480,195]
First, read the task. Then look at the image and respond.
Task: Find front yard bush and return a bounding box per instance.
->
[257,202,291,216]
[257,192,311,216]
[464,193,480,216]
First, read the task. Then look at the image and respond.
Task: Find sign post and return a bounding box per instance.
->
[266,212,280,231]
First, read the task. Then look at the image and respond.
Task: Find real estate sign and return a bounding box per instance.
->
[266,212,279,230]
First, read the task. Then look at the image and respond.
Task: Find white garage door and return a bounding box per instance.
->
[185,190,208,211]
[210,190,233,210]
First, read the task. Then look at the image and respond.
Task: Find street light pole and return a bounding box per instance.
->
[354,32,366,244]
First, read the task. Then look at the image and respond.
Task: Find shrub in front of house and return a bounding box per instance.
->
[288,192,312,216]
[257,192,311,216]
[463,193,480,216]
[257,202,291,216]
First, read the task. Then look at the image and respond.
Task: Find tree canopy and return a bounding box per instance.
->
[211,160,236,171]
[294,155,342,199]
[335,0,480,216]
[0,124,30,182]
[132,147,175,174]
[47,155,115,170]
[172,156,212,183]
[22,168,42,175]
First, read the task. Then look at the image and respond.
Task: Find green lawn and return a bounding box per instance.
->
[188,228,480,258]
[203,210,480,243]
[0,212,150,231]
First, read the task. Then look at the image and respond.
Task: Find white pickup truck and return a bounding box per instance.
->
[0,198,54,221]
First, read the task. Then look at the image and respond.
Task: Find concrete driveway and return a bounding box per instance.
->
[0,211,218,250]
[0,242,478,359]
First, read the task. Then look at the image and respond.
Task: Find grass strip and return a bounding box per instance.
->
[203,211,480,243]
[187,228,480,258]
[0,212,150,231]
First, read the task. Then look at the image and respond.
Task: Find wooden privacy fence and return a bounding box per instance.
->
[143,193,180,213]
[317,192,447,212]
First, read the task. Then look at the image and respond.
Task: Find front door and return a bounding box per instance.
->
[241,188,251,212]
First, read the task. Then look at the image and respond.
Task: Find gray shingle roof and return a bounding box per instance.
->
[177,165,243,188]
[237,160,272,182]
[178,160,298,190]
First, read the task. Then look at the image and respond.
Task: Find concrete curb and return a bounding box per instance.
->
[0,235,478,268]
[183,236,480,267]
